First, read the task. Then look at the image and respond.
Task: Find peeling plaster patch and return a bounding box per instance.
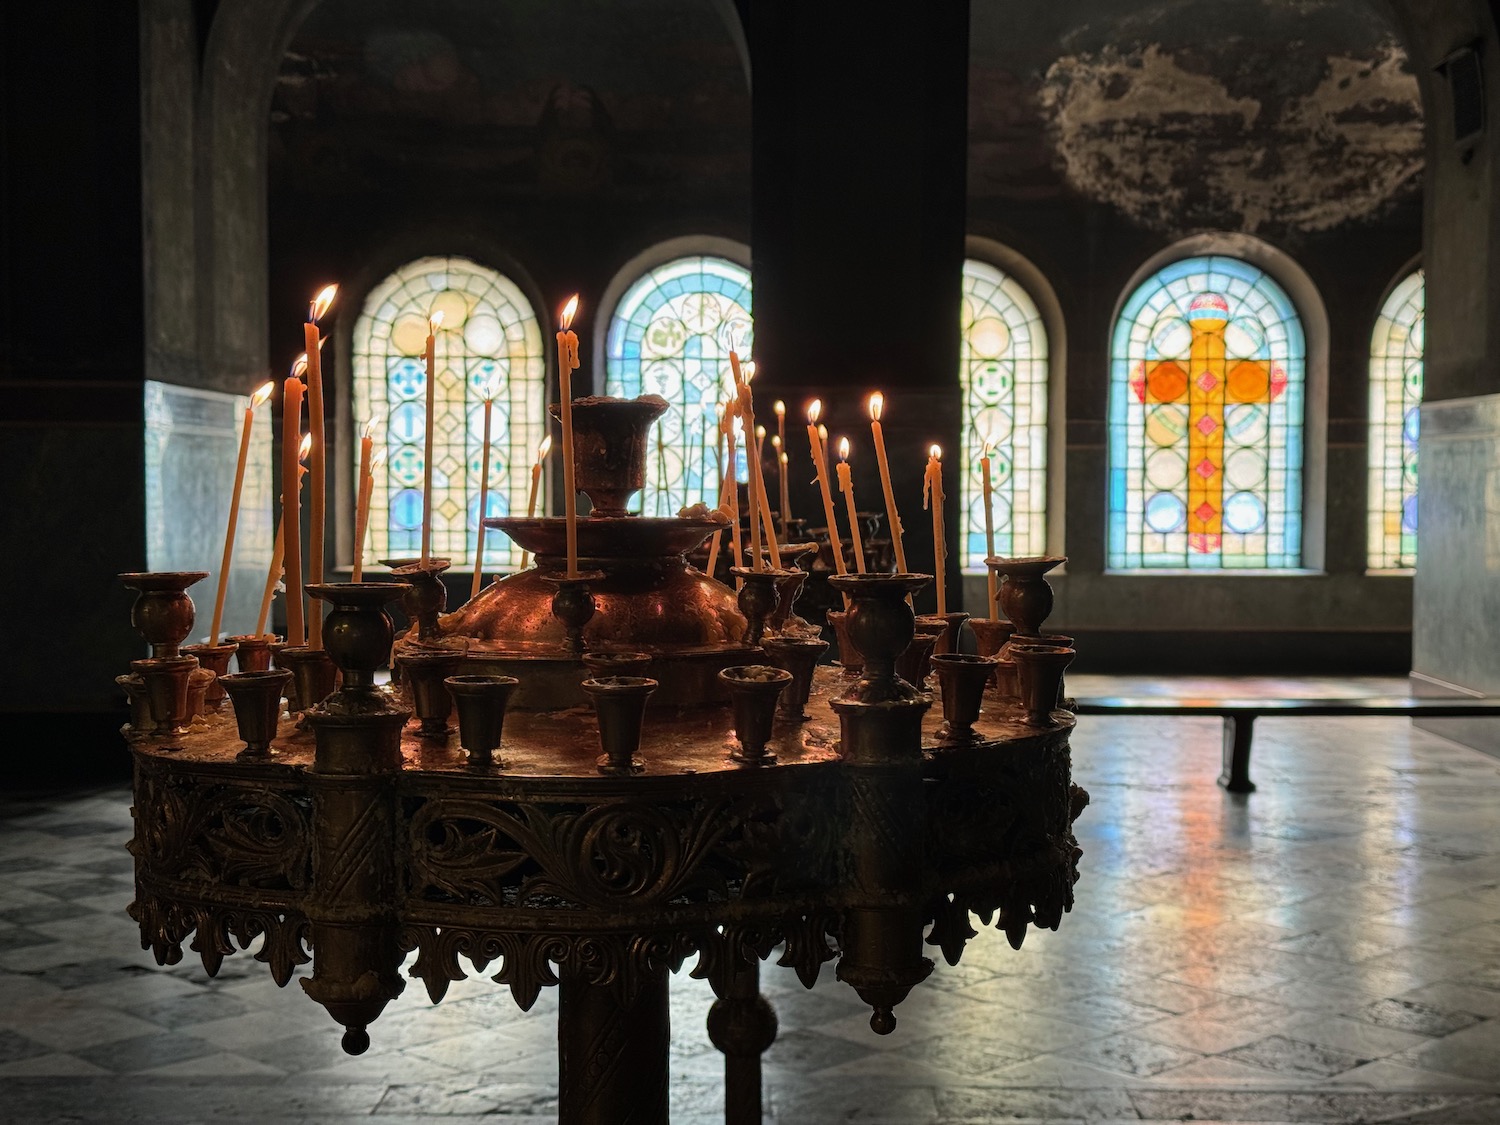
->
[1039,41,1422,233]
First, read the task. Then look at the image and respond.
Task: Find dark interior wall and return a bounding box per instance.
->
[1,1,147,735]
[967,0,1426,671]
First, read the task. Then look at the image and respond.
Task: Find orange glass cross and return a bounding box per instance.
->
[1130,293,1286,553]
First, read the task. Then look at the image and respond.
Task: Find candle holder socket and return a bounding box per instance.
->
[382,558,451,642]
[402,647,469,737]
[116,673,151,732]
[543,570,606,654]
[718,665,792,764]
[894,630,939,692]
[119,571,209,658]
[761,635,828,721]
[764,545,818,635]
[930,653,999,746]
[914,611,970,657]
[130,655,198,738]
[582,675,657,774]
[187,666,215,719]
[582,651,652,679]
[729,567,785,648]
[985,556,1065,640]
[307,582,408,696]
[826,610,864,674]
[220,670,293,760]
[445,675,520,767]
[275,646,339,715]
[1009,643,1076,727]
[227,634,277,673]
[549,395,669,517]
[828,573,932,704]
[183,641,238,708]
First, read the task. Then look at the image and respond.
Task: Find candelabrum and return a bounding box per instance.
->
[117,397,1089,1125]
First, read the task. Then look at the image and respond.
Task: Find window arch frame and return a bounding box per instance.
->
[1105,233,1330,574]
[960,235,1067,571]
[334,247,551,571]
[1367,256,1424,574]
[594,236,753,517]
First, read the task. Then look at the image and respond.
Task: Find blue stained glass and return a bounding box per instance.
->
[1107,255,1306,571]
[604,253,752,517]
[1368,270,1424,570]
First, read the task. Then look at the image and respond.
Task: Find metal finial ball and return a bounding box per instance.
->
[869,1007,896,1035]
[342,1026,370,1055]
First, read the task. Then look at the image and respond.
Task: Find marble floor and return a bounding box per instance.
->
[3,676,1500,1123]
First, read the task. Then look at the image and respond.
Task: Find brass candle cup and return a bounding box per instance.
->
[582,651,652,679]
[444,675,520,767]
[543,570,606,654]
[227,633,277,673]
[968,619,1015,690]
[719,665,792,764]
[762,635,828,721]
[758,543,817,634]
[930,653,999,746]
[549,394,668,517]
[894,630,939,692]
[187,666,215,719]
[826,610,864,674]
[220,669,293,760]
[130,655,198,737]
[275,646,339,714]
[1009,643,1076,727]
[116,673,151,732]
[183,641,238,708]
[382,557,451,642]
[729,567,785,648]
[985,556,1065,640]
[828,573,932,704]
[582,675,657,774]
[119,571,209,658]
[914,611,970,657]
[403,647,469,737]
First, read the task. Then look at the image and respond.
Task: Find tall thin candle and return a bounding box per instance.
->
[772,400,789,525]
[924,445,947,615]
[556,296,581,578]
[281,370,306,645]
[260,433,311,638]
[836,438,867,573]
[729,353,763,570]
[209,381,273,644]
[518,434,551,571]
[868,392,909,575]
[723,406,743,572]
[303,285,336,649]
[419,310,444,567]
[471,378,498,599]
[806,401,846,577]
[353,444,382,582]
[980,442,997,619]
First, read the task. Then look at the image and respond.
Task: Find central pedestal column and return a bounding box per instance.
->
[558,969,671,1125]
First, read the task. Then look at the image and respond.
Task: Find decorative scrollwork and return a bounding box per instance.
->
[129,894,310,985]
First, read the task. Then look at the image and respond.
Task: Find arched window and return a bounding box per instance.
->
[352,256,546,569]
[603,254,753,517]
[1107,255,1306,570]
[960,257,1050,569]
[1368,269,1424,572]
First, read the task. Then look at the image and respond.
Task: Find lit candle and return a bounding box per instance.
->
[281,368,306,645]
[868,392,909,575]
[924,444,946,615]
[303,285,336,649]
[729,353,763,570]
[732,356,781,570]
[806,400,846,577]
[471,377,499,600]
[980,441,997,620]
[352,443,383,583]
[518,434,551,571]
[557,295,581,578]
[419,309,445,567]
[209,381,274,645]
[837,437,866,574]
[261,433,311,638]
[723,406,744,572]
[772,400,789,526]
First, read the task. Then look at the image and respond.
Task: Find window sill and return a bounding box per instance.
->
[1101,568,1328,578]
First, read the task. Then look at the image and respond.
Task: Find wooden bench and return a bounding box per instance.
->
[1072,695,1500,794]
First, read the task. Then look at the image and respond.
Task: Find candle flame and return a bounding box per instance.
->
[868,391,884,421]
[371,448,387,470]
[429,310,445,333]
[807,399,822,424]
[838,436,851,461]
[930,444,942,460]
[482,374,501,402]
[298,433,313,460]
[780,452,788,465]
[309,284,337,322]
[770,433,782,450]
[773,399,785,417]
[537,434,553,461]
[362,415,379,441]
[251,381,275,409]
[755,424,766,440]
[742,359,757,384]
[982,439,993,458]
[291,353,309,378]
[560,294,579,329]
[818,424,828,443]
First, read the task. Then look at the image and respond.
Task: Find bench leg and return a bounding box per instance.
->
[1219,715,1257,794]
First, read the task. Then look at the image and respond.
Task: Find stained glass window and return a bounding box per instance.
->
[1107,255,1306,570]
[1368,270,1424,571]
[352,256,546,568]
[960,259,1049,570]
[603,255,753,517]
